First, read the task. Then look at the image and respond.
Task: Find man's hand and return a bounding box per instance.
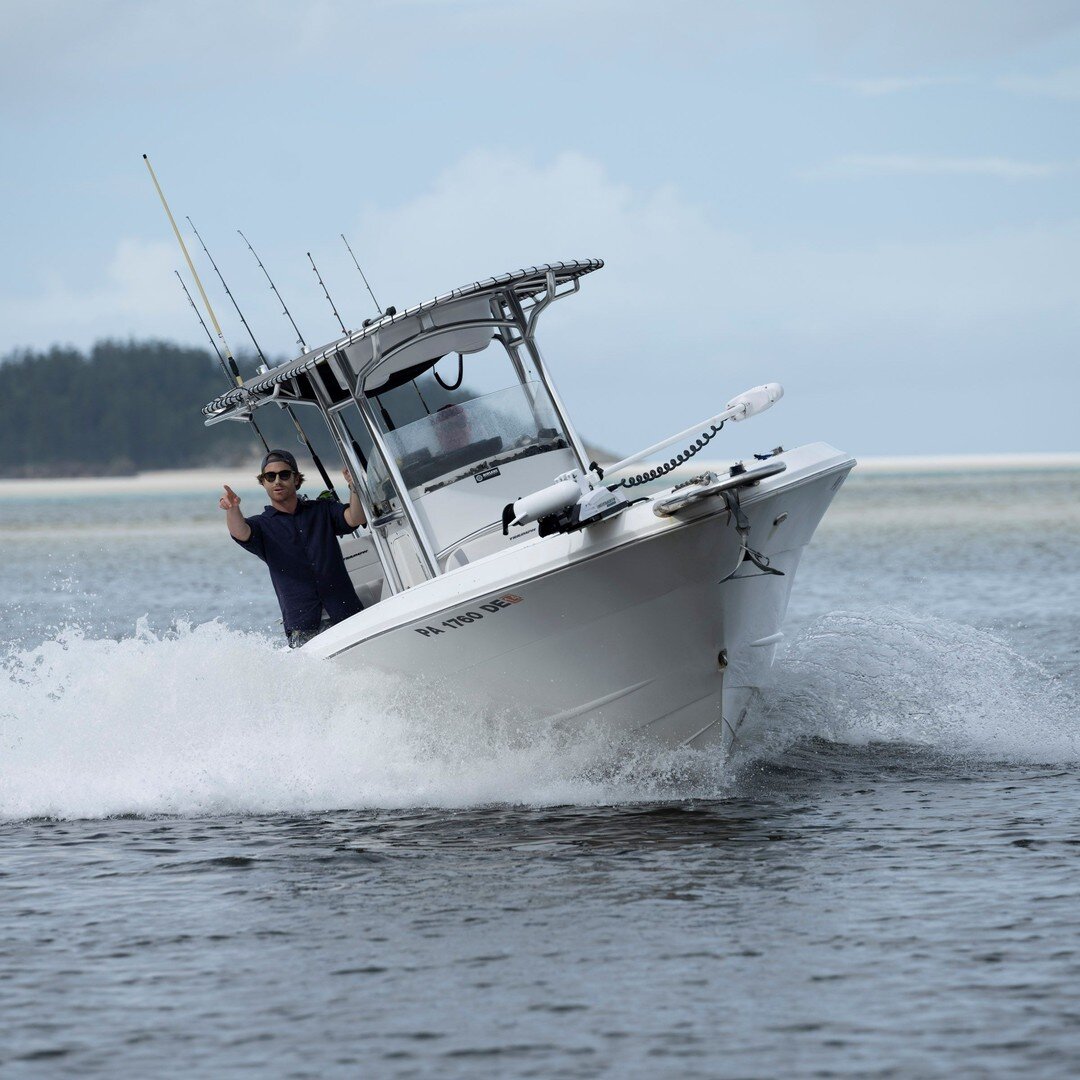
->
[342,468,367,529]
[220,484,251,541]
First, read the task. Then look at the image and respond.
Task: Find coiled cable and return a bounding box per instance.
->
[609,421,725,490]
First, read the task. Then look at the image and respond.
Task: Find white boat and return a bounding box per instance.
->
[203,261,854,750]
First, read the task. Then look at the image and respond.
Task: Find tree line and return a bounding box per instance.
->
[0,339,610,479]
[0,340,267,477]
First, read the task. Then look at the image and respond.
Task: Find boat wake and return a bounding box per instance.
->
[1,611,1075,821]
[741,608,1078,770]
[0,619,721,821]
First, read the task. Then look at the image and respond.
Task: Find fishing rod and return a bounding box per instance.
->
[238,229,308,352]
[186,218,338,497]
[187,217,270,368]
[174,270,269,453]
[143,154,243,387]
[341,233,381,314]
[145,158,338,495]
[343,237,422,411]
[175,270,226,372]
[145,155,269,451]
[184,221,342,492]
[308,252,348,336]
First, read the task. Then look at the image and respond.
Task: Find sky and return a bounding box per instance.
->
[1,0,1078,458]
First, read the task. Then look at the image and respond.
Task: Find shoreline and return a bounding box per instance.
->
[843,451,1080,474]
[1,451,1077,499]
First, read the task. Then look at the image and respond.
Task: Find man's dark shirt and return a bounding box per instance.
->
[234,497,362,634]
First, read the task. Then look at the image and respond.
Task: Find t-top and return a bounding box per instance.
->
[234,497,363,633]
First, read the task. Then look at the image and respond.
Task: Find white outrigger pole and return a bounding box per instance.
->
[143,154,243,388]
[145,154,348,495]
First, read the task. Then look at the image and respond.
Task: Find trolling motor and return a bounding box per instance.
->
[504,473,626,537]
[502,382,785,537]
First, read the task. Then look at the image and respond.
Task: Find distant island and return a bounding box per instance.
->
[0,339,619,479]
[0,340,274,478]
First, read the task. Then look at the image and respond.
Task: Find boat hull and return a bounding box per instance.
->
[307,442,854,750]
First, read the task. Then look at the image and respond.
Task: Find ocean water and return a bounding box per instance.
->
[1,469,1079,1077]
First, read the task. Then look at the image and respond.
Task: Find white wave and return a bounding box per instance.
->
[0,620,725,821]
[749,609,1079,764]
[3,611,1074,822]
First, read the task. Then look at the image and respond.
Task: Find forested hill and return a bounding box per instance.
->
[0,341,264,477]
[0,339,613,479]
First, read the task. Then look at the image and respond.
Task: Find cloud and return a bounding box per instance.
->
[5,150,1078,452]
[0,239,197,351]
[28,148,1076,353]
[999,65,1080,100]
[803,154,1071,180]
[833,65,1080,101]
[5,0,1080,108]
[799,0,1080,63]
[828,75,970,96]
[342,150,1080,448]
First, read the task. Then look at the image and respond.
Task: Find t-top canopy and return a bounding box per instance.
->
[202,259,603,418]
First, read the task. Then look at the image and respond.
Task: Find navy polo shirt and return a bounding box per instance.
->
[234,497,363,634]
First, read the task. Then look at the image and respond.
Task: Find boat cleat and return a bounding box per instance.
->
[651,458,787,517]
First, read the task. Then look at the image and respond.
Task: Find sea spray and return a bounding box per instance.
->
[744,607,1079,764]
[5,609,1074,823]
[0,620,728,821]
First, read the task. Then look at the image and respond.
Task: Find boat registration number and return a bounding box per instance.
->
[414,593,524,637]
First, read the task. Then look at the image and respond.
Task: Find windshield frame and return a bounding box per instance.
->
[324,281,592,584]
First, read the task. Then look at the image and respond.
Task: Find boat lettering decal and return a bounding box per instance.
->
[413,593,524,637]
[475,467,501,483]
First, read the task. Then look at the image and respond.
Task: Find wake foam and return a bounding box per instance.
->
[2,610,1074,821]
[0,620,724,821]
[745,608,1079,765]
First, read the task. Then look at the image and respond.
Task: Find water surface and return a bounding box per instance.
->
[2,469,1078,1076]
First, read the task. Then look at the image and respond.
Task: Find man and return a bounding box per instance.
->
[220,449,368,647]
[434,402,470,453]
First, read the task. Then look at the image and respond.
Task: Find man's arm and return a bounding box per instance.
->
[220,484,252,541]
[343,469,367,529]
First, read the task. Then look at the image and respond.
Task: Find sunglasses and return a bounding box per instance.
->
[260,469,294,483]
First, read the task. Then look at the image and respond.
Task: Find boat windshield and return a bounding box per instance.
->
[382,382,568,496]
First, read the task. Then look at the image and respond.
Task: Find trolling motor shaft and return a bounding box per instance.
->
[504,383,785,535]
